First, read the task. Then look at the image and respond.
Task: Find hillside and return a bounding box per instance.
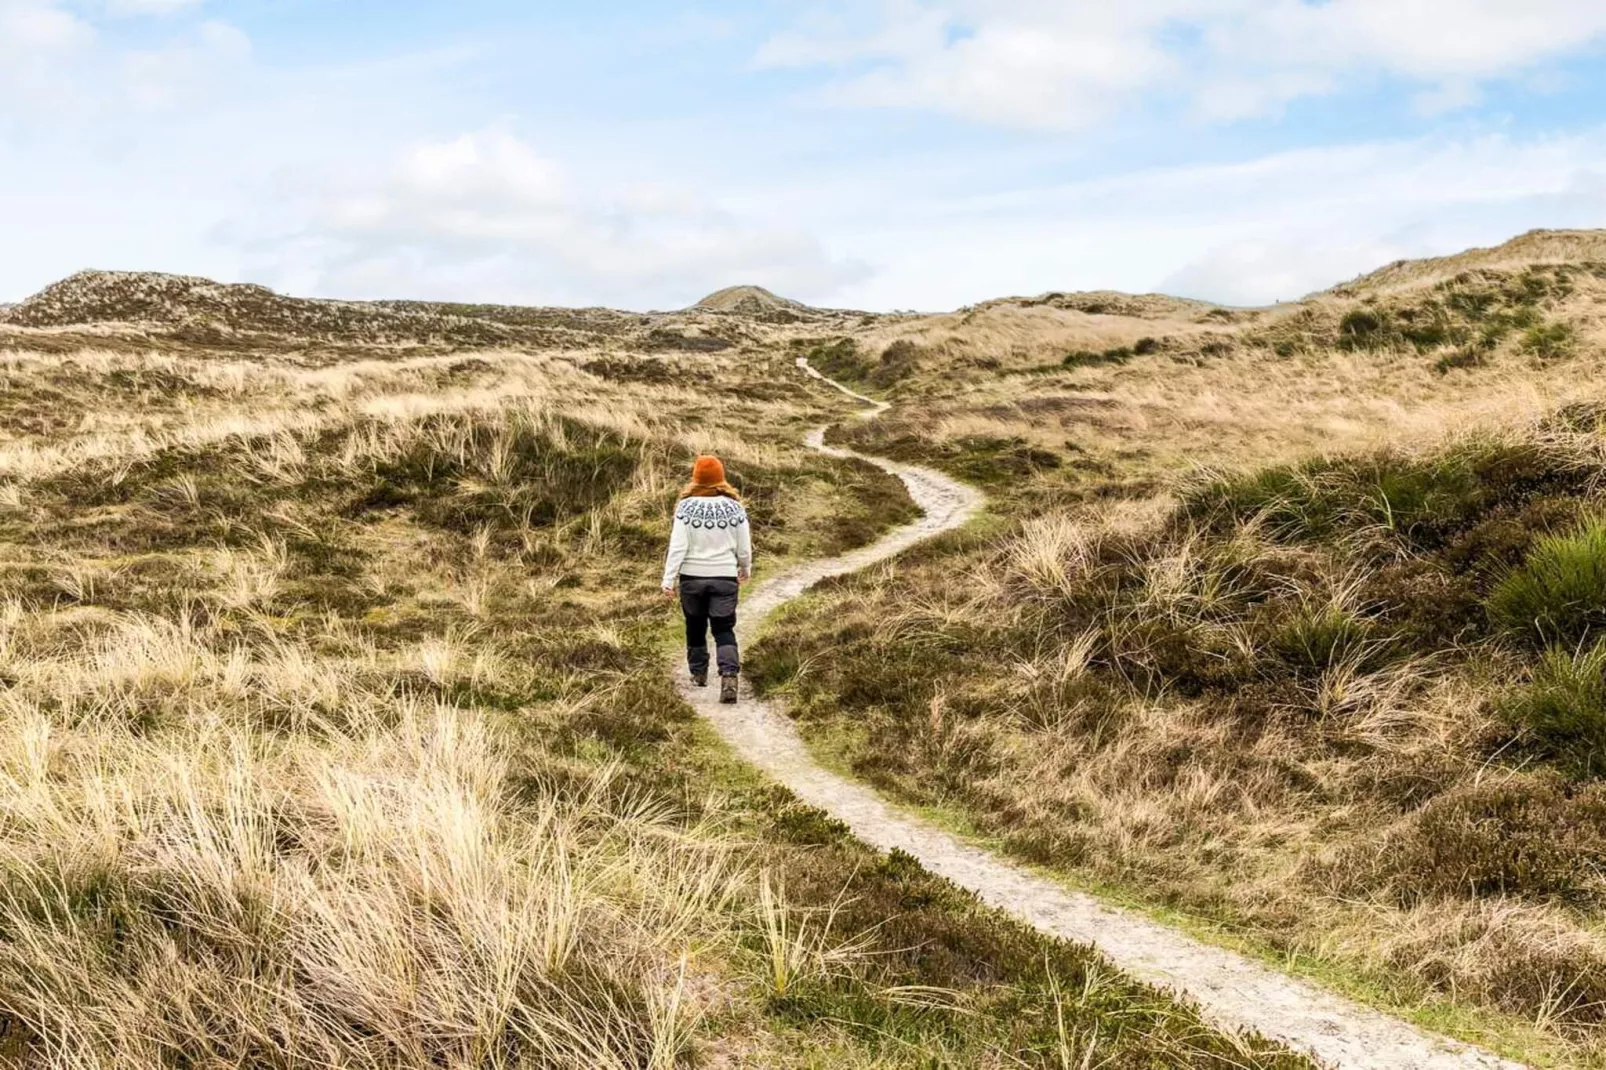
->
[0,265,1312,1068]
[5,230,1606,1066]
[1329,229,1606,296]
[693,283,808,315]
[971,287,1233,320]
[0,271,864,361]
[749,229,1606,1066]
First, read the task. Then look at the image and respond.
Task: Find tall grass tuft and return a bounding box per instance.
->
[1488,517,1606,645]
[1507,640,1606,777]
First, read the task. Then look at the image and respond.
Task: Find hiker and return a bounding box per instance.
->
[662,455,753,704]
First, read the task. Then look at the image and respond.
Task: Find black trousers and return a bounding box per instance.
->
[679,576,740,676]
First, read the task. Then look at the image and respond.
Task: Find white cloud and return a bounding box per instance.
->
[0,0,245,115]
[104,0,203,14]
[1159,239,1408,306]
[2,3,1602,317]
[817,129,1606,309]
[123,19,251,108]
[759,0,1606,129]
[0,0,94,105]
[239,131,872,309]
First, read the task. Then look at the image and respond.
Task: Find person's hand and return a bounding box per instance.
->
[662,586,677,600]
[738,572,751,586]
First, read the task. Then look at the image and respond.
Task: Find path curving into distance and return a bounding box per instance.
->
[671,357,1525,1070]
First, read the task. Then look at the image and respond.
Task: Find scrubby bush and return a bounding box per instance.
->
[805,338,873,382]
[1337,308,1390,350]
[1396,775,1606,902]
[869,339,922,388]
[1488,517,1606,645]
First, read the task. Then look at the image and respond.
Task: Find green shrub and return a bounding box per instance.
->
[1507,640,1606,777]
[1444,287,1498,319]
[1508,305,1543,330]
[1488,517,1606,645]
[1133,336,1161,355]
[1337,308,1390,350]
[1189,439,1588,553]
[805,338,873,382]
[1274,603,1372,671]
[869,339,921,388]
[1396,302,1454,351]
[1062,347,1130,369]
[1520,322,1577,361]
[1187,464,1333,540]
[361,415,640,534]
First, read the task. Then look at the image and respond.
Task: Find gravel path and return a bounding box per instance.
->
[671,358,1527,1070]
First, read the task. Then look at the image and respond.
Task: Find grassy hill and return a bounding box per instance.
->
[0,276,1308,1066]
[748,229,1606,1065]
[9,228,1605,1062]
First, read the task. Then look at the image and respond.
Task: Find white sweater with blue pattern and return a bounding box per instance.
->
[662,495,753,589]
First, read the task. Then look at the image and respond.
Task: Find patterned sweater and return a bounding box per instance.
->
[662,495,754,588]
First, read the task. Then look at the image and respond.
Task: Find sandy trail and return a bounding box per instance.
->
[671,358,1525,1070]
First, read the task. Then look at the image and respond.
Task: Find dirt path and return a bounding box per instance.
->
[672,358,1526,1070]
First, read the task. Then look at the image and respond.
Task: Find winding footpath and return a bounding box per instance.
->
[672,357,1525,1070]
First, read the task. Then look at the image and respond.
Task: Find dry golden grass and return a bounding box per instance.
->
[750,244,1606,1065]
[0,321,1308,1067]
[0,343,845,1065]
[33,238,1605,1063]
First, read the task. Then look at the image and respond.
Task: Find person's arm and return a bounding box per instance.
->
[735,506,754,580]
[662,513,688,590]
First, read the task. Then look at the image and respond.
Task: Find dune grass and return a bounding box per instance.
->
[747,258,1606,1065]
[1489,517,1606,646]
[0,338,1308,1067]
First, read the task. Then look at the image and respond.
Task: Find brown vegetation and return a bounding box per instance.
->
[749,230,1606,1065]
[0,286,1305,1067]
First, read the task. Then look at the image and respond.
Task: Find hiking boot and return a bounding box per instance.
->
[691,669,708,688]
[719,674,739,704]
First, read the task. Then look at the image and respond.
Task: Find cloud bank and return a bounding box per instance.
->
[240,131,872,309]
[758,0,1606,128]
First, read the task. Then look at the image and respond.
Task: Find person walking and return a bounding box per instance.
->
[662,455,753,704]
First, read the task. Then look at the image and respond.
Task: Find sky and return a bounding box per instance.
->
[3,1,1606,311]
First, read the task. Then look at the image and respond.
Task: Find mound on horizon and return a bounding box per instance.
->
[0,270,645,350]
[973,288,1234,321]
[693,285,808,315]
[1327,228,1606,296]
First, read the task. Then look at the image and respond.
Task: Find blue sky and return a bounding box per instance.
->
[4,1,1606,310]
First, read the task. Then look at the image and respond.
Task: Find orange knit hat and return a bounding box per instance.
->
[691,455,726,486]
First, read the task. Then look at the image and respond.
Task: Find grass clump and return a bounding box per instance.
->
[1519,322,1577,361]
[1274,601,1373,672]
[1487,516,1606,645]
[1337,308,1390,351]
[1433,347,1488,374]
[1187,438,1589,555]
[1505,640,1606,777]
[869,339,922,388]
[1062,346,1132,369]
